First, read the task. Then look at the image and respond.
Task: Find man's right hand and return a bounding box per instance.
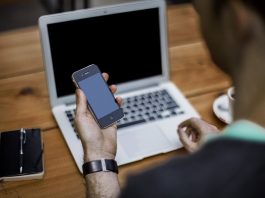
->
[177,118,220,153]
[75,73,122,162]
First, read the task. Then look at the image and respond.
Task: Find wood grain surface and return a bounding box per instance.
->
[0,27,43,79]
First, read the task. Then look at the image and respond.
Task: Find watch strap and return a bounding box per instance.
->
[82,159,118,176]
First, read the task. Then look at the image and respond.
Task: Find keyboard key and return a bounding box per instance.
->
[178,111,184,115]
[171,111,177,115]
[67,114,73,119]
[166,102,179,110]
[161,110,171,117]
[161,90,167,95]
[149,117,155,121]
[157,115,163,119]
[117,119,146,129]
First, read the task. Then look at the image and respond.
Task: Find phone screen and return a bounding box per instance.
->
[78,73,119,119]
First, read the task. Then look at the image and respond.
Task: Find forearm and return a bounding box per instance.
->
[83,151,120,198]
[85,172,120,198]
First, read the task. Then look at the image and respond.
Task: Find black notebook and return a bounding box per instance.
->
[0,128,44,181]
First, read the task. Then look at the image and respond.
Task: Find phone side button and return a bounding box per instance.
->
[117,119,146,129]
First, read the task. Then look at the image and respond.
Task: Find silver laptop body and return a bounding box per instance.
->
[39,0,199,173]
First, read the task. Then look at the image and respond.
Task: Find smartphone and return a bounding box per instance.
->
[72,64,124,128]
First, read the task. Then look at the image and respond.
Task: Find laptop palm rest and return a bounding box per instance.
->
[118,126,172,159]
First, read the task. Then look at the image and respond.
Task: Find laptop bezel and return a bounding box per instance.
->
[39,0,169,107]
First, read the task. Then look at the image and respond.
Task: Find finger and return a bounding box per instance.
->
[102,73,109,82]
[187,127,193,140]
[179,117,200,128]
[76,89,87,115]
[187,127,198,142]
[115,96,123,106]
[179,117,202,132]
[177,127,192,145]
[186,127,191,137]
[191,131,197,142]
[178,127,196,152]
[109,85,117,94]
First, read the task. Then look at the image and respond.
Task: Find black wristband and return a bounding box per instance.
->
[82,159,118,176]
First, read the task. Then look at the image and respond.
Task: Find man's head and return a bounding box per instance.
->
[194,0,265,77]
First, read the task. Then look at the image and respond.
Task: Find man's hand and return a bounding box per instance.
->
[75,73,122,162]
[177,118,220,153]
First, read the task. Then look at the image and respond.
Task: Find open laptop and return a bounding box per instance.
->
[39,0,199,173]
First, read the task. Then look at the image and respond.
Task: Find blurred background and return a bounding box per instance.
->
[0,0,191,32]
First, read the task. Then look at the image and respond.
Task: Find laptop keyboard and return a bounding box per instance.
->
[65,109,78,137]
[65,89,184,138]
[118,89,184,128]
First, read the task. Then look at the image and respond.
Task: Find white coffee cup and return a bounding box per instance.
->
[227,87,235,119]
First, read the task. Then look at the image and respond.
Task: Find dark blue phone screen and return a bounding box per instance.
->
[78,73,119,119]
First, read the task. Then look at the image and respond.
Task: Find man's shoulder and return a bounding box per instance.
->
[120,138,265,198]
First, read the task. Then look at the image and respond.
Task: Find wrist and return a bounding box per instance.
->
[82,159,119,176]
[84,151,115,162]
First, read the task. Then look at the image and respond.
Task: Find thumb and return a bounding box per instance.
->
[177,127,196,152]
[76,89,87,115]
[178,127,191,145]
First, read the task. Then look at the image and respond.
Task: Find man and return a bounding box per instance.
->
[75,0,265,197]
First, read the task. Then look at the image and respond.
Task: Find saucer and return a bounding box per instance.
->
[213,94,232,124]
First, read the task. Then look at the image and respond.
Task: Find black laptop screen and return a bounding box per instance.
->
[47,8,162,97]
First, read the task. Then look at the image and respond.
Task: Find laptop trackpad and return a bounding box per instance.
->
[118,126,172,159]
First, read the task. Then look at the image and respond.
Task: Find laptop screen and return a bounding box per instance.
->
[48,8,162,98]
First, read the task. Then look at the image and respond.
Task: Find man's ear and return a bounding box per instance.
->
[228,1,258,42]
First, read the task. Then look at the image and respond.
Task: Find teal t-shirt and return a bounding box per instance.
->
[207,120,265,143]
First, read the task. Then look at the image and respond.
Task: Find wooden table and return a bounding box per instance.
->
[0,4,231,198]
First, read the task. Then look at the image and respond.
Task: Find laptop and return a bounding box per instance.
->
[39,0,199,173]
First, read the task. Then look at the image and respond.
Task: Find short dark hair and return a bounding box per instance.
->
[215,0,265,21]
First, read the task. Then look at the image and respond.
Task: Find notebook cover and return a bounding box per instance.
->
[0,128,44,179]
